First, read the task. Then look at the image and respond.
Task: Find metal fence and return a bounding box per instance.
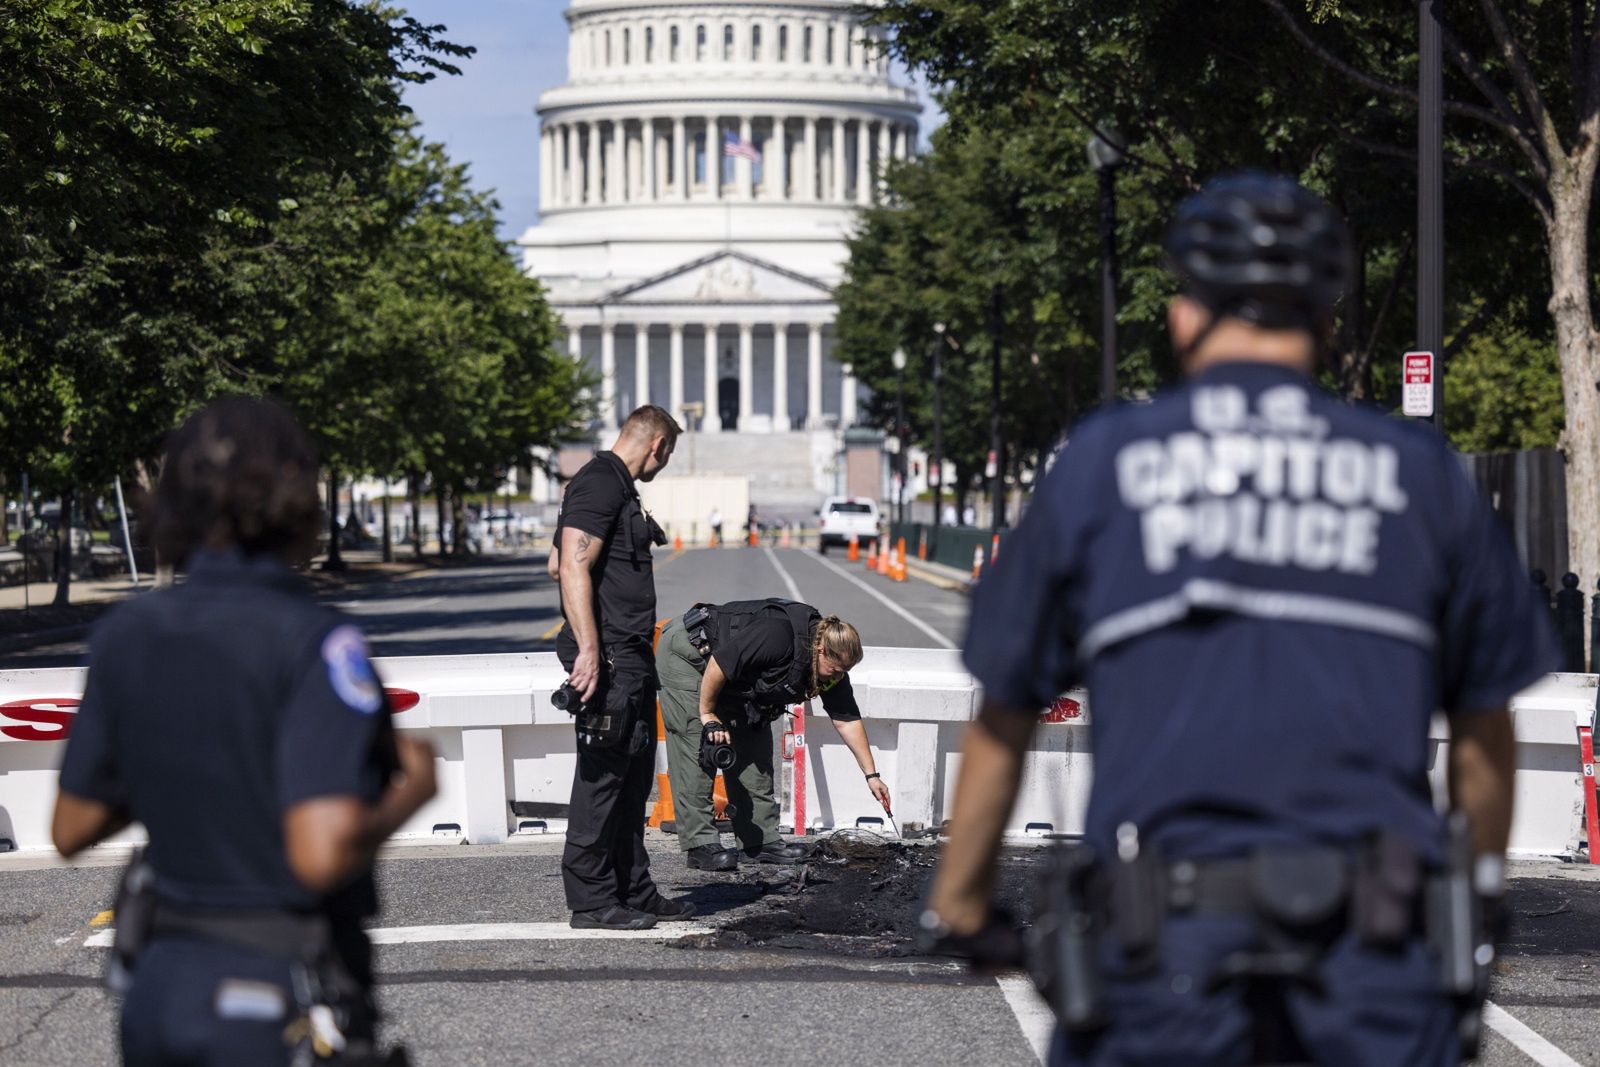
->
[1461,449,1568,578]
[887,521,1005,575]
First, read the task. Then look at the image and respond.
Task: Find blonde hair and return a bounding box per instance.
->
[815,616,863,670]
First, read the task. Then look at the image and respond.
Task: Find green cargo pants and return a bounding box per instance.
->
[656,618,781,854]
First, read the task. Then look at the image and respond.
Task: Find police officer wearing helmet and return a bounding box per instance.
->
[658,600,891,869]
[550,404,696,929]
[52,397,437,1066]
[922,173,1557,1065]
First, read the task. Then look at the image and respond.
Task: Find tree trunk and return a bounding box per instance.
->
[409,475,423,560]
[1549,169,1600,616]
[52,489,74,608]
[381,493,393,563]
[435,485,448,561]
[450,490,466,556]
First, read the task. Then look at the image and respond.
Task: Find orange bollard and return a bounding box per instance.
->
[848,533,860,562]
[972,544,985,581]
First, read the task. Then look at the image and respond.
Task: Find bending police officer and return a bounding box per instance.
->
[552,405,694,929]
[52,398,437,1066]
[657,600,890,869]
[922,174,1557,1065]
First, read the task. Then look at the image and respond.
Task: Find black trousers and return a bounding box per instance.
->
[559,650,661,913]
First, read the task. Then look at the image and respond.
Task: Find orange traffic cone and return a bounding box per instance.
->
[878,538,891,575]
[648,617,675,828]
[991,532,1001,564]
[748,528,758,547]
[917,530,927,561]
[972,544,985,581]
[893,538,907,582]
[780,525,791,549]
[673,533,683,553]
[848,533,860,562]
[864,539,878,569]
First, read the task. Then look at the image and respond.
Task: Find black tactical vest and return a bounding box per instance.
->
[709,598,821,713]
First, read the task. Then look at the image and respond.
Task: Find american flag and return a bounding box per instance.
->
[722,129,761,163]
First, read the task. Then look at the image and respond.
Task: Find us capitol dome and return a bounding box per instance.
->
[520,0,921,462]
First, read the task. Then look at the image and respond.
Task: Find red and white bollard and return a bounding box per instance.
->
[1579,724,1599,864]
[782,703,808,836]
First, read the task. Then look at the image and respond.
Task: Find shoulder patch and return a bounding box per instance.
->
[321,625,383,715]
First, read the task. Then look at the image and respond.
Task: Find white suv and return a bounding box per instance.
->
[817,497,880,554]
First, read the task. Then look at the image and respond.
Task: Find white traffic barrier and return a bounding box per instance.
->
[0,655,1593,859]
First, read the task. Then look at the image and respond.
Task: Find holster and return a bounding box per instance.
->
[105,849,158,994]
[1026,842,1109,1032]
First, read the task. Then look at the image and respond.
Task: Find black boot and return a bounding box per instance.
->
[685,843,740,871]
[569,905,657,930]
[744,840,809,864]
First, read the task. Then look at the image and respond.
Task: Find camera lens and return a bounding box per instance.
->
[710,742,736,770]
[551,685,572,712]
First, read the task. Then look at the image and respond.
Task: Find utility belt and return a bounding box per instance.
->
[108,851,407,1066]
[1029,816,1495,1059]
[682,605,713,658]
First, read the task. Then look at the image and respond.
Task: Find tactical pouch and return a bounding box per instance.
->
[105,848,158,994]
[576,662,647,749]
[1027,842,1109,1032]
[1108,844,1165,971]
[1352,832,1422,946]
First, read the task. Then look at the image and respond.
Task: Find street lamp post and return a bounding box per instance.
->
[1087,127,1125,407]
[1418,0,1444,428]
[931,323,946,549]
[892,347,907,528]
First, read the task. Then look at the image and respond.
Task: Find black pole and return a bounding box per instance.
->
[1098,163,1120,406]
[323,471,346,571]
[931,338,944,549]
[19,472,29,614]
[989,282,1006,528]
[895,365,906,527]
[1418,0,1444,428]
[52,488,73,607]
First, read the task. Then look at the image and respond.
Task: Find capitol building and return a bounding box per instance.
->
[520,0,922,506]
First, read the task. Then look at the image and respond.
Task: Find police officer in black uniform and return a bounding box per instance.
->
[922,174,1558,1065]
[551,404,695,929]
[52,397,436,1066]
[657,600,890,869]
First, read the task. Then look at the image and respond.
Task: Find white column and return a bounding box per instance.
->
[642,118,657,201]
[567,326,582,361]
[770,116,787,199]
[772,324,789,433]
[669,323,684,417]
[855,119,870,205]
[611,120,626,204]
[877,120,891,200]
[841,361,858,427]
[831,119,846,203]
[557,124,570,205]
[738,323,753,427]
[806,323,823,427]
[586,121,600,204]
[673,117,688,200]
[633,324,649,410]
[802,116,817,201]
[600,323,618,430]
[706,115,720,200]
[738,115,754,200]
[703,324,723,432]
[538,127,550,212]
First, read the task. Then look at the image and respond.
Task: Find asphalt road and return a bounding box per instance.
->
[4,550,1598,1063]
[0,543,965,670]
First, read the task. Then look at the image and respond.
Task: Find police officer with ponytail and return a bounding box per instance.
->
[52,397,435,1066]
[922,174,1558,1064]
[658,601,891,869]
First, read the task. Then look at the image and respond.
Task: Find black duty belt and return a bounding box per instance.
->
[152,906,333,960]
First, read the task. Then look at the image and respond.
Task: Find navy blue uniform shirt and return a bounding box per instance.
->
[59,549,397,918]
[965,362,1558,863]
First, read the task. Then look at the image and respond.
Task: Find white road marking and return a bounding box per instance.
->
[762,546,804,601]
[995,974,1052,1064]
[86,921,714,949]
[1483,1001,1583,1067]
[802,551,957,649]
[335,596,444,613]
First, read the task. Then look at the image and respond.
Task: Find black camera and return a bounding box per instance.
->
[551,682,588,715]
[699,728,736,775]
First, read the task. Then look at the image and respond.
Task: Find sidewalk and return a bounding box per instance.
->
[903,555,974,593]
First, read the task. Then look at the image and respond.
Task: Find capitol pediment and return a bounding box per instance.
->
[606,251,832,306]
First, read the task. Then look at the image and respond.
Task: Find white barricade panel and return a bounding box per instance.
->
[0,652,1589,858]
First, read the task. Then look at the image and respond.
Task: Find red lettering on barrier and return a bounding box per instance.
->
[0,698,80,741]
[1040,696,1082,723]
[385,688,420,714]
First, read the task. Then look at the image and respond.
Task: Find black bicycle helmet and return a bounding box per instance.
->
[1166,172,1353,331]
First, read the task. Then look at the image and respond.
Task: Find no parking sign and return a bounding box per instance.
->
[1402,351,1434,417]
